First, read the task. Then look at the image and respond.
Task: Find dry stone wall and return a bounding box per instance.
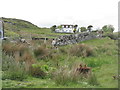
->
[55,32,98,46]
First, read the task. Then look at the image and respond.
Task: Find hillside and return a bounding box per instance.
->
[1,17,40,37]
[2,17,40,31]
[1,17,71,38]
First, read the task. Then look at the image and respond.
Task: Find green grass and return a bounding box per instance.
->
[1,17,118,88]
[2,17,72,39]
[20,28,72,38]
[96,64,118,88]
[2,76,101,88]
[2,37,118,88]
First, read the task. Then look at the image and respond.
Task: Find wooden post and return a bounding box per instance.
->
[44,38,46,43]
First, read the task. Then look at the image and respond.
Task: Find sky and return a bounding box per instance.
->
[0,0,119,31]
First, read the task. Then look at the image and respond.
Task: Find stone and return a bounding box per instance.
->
[55,32,98,46]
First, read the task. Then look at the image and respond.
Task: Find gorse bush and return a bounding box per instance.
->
[69,44,94,57]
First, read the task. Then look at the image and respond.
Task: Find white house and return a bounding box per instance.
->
[55,24,80,33]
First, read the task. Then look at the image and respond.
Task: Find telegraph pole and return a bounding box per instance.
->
[0,17,4,39]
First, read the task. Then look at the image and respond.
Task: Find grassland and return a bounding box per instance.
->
[2,37,118,88]
[1,17,118,88]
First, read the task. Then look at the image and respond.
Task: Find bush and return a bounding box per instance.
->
[53,66,82,85]
[59,47,68,54]
[3,41,36,72]
[88,73,99,86]
[69,44,94,57]
[2,41,16,56]
[2,41,29,59]
[3,68,27,81]
[102,33,118,40]
[107,34,118,40]
[2,54,27,81]
[31,64,46,78]
[34,46,49,59]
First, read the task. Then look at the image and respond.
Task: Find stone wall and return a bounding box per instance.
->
[55,32,98,46]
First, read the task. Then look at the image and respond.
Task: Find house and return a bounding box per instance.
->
[55,24,80,33]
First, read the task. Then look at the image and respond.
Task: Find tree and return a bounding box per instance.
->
[50,25,56,32]
[74,25,78,28]
[73,25,78,33]
[80,27,87,32]
[57,25,62,29]
[87,25,93,32]
[102,25,114,33]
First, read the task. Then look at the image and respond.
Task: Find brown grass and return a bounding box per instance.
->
[69,44,94,57]
[34,45,49,59]
[3,41,36,72]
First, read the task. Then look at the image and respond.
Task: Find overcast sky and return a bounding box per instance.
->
[0,0,119,31]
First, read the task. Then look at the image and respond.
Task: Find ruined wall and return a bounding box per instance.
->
[55,32,98,46]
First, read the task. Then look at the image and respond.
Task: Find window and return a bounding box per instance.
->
[68,25,70,28]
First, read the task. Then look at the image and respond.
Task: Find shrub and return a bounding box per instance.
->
[102,33,118,40]
[2,54,27,81]
[53,66,82,85]
[69,44,94,57]
[59,47,68,54]
[53,69,70,85]
[88,73,99,86]
[3,41,29,58]
[2,41,16,56]
[31,64,46,78]
[21,51,36,72]
[3,41,36,72]
[107,33,118,40]
[34,46,49,59]
[3,67,27,81]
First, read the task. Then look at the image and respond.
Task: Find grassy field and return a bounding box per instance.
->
[1,17,118,88]
[2,37,118,88]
